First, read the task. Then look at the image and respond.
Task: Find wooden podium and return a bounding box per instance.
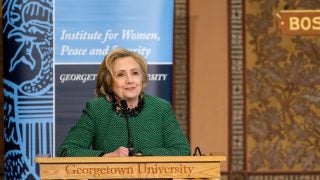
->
[35,156,226,179]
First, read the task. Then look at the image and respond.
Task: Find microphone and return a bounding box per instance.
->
[120,100,134,156]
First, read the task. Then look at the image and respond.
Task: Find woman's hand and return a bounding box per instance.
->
[102,146,129,157]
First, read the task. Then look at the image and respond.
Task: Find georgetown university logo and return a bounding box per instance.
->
[3,0,53,179]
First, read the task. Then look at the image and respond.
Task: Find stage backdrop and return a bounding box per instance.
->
[2,0,174,179]
[54,0,174,156]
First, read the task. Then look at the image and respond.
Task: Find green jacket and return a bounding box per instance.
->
[58,95,190,156]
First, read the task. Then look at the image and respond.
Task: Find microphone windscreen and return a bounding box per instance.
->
[120,100,128,110]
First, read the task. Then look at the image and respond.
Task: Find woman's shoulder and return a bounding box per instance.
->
[144,94,171,107]
[86,96,112,107]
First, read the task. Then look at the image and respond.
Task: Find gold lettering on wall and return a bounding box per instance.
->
[276,10,320,35]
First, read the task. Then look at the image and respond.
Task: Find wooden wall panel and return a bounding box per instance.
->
[229,0,320,179]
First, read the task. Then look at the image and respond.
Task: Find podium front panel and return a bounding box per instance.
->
[36,156,226,179]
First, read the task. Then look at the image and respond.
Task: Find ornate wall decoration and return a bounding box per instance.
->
[229,0,320,179]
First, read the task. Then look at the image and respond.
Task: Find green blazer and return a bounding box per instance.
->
[58,94,191,156]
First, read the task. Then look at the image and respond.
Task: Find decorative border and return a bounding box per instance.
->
[173,0,189,136]
[229,0,245,173]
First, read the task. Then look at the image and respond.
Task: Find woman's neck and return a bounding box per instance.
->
[126,99,138,109]
[110,94,145,117]
[113,96,138,109]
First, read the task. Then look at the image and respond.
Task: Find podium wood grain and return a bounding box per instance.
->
[35,156,226,180]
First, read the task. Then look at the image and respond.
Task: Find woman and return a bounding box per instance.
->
[58,48,190,157]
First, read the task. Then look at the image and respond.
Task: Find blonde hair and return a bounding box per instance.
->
[95,48,148,97]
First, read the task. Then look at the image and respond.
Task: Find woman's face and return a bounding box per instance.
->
[111,56,143,103]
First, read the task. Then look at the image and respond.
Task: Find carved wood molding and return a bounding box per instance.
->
[174,0,189,136]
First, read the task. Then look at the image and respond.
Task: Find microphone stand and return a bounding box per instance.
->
[120,100,134,156]
[125,113,134,156]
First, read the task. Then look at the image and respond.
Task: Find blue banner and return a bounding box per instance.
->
[2,0,54,179]
[55,0,174,63]
[54,0,174,156]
